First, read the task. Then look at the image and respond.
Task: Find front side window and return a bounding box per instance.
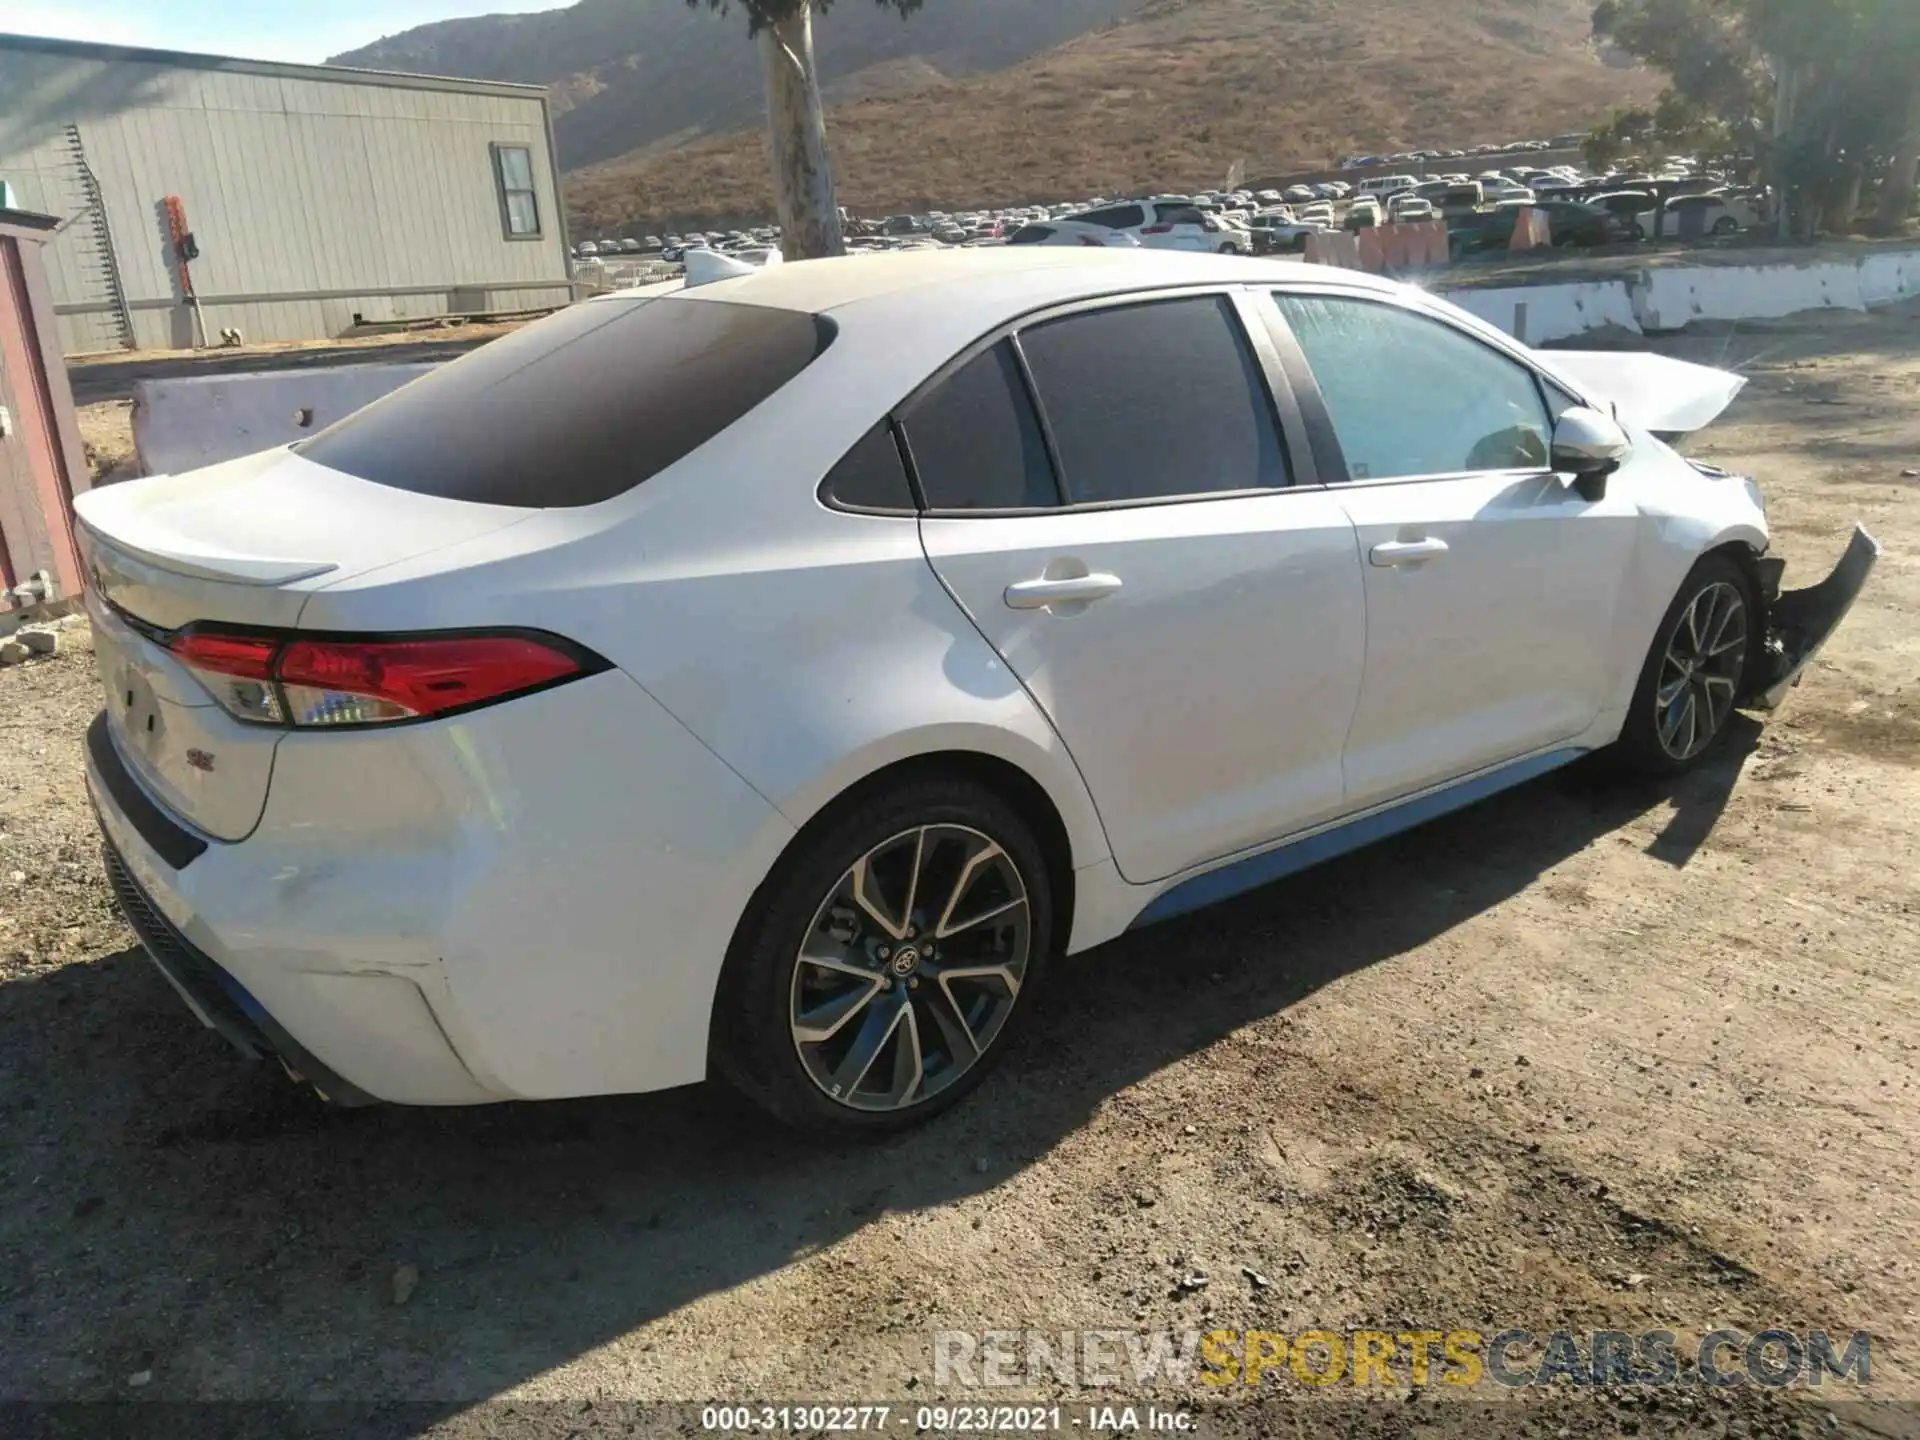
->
[1275,294,1551,481]
[493,143,541,238]
[1016,295,1289,505]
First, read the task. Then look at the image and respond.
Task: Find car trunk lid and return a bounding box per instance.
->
[73,448,534,843]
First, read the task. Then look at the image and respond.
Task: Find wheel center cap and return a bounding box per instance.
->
[889,946,920,976]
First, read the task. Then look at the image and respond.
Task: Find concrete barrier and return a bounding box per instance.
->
[1446,280,1640,343]
[1508,206,1553,252]
[1304,231,1364,269]
[131,363,436,476]
[1857,251,1920,307]
[1438,245,1920,342]
[1630,261,1866,332]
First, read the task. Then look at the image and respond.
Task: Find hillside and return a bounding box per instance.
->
[330,0,1148,171]
[333,0,1660,235]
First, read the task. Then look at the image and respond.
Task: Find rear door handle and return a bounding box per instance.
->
[1004,573,1123,610]
[1369,537,1450,568]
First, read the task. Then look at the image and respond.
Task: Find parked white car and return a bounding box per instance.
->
[76,252,1874,1131]
[1640,191,1760,239]
[1388,194,1437,222]
[1063,198,1250,253]
[1003,219,1142,248]
[1357,173,1420,200]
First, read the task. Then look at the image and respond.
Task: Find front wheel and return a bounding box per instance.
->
[1613,554,1757,775]
[710,776,1052,1134]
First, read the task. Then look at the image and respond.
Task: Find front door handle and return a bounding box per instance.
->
[1004,573,1123,610]
[1369,537,1450,568]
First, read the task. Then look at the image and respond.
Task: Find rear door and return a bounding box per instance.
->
[1263,287,1639,812]
[913,290,1366,884]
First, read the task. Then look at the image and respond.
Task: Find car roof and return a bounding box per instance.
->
[674,248,1403,318]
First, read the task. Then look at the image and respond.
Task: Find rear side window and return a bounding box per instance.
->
[821,423,915,512]
[1077,204,1145,229]
[1016,296,1289,505]
[899,342,1058,511]
[297,297,831,507]
[1007,225,1055,245]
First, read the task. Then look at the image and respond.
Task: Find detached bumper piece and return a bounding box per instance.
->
[1748,524,1881,711]
[101,839,376,1106]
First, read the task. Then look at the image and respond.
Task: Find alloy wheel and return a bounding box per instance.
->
[1656,580,1748,761]
[789,825,1030,1113]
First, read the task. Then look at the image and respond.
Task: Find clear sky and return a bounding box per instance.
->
[4,1,567,64]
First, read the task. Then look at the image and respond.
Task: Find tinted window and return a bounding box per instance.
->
[1007,225,1055,245]
[1154,204,1205,225]
[821,423,915,511]
[1276,294,1551,480]
[900,342,1058,510]
[1018,296,1289,505]
[1077,205,1145,229]
[299,297,830,507]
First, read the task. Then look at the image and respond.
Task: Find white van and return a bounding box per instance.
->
[1357,173,1419,200]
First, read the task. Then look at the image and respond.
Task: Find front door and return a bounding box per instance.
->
[903,293,1366,884]
[1268,289,1639,810]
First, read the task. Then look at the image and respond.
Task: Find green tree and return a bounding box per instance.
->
[1592,0,1920,235]
[690,1,924,259]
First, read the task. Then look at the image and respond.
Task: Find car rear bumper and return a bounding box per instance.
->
[87,727,499,1105]
[82,667,796,1106]
[98,834,378,1106]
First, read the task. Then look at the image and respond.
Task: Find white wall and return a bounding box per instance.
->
[0,41,571,353]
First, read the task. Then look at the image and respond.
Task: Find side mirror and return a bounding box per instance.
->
[1551,405,1631,501]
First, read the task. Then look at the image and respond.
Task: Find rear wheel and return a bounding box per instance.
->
[1614,554,1756,775]
[711,776,1052,1134]
[1711,215,1740,236]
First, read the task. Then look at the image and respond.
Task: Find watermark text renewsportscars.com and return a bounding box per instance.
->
[933,1327,1871,1391]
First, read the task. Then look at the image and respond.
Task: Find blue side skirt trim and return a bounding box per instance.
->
[1129,747,1590,929]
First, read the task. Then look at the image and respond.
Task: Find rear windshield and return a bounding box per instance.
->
[297,296,832,507]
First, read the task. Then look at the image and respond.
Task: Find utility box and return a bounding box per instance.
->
[0,206,91,611]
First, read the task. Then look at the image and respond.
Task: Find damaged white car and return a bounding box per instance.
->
[74,252,1876,1133]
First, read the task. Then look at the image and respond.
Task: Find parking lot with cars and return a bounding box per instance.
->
[4,251,1917,1435]
[571,132,1761,272]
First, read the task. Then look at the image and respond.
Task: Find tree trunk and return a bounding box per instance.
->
[1877,85,1920,232]
[1827,162,1858,235]
[759,6,844,262]
[1770,58,1797,242]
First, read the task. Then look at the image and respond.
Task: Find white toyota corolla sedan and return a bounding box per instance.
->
[76,251,1876,1133]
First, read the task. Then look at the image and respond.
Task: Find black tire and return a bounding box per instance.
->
[1613,553,1758,776]
[1711,216,1739,236]
[710,774,1054,1136]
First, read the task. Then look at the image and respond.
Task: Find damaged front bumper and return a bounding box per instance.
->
[1746,523,1881,711]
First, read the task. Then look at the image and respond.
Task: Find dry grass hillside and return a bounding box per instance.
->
[565,0,1660,234]
[333,0,1148,170]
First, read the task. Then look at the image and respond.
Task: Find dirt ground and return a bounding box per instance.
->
[4,305,1918,1439]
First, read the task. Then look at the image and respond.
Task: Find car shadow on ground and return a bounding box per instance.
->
[0,741,1753,1422]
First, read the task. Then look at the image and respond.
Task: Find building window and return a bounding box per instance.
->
[492,143,541,239]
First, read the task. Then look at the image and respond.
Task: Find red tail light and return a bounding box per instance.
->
[168,626,606,729]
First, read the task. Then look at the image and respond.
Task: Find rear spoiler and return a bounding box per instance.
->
[72,484,337,587]
[1544,351,1747,437]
